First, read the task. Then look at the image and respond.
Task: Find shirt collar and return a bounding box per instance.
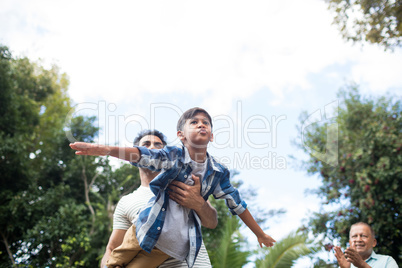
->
[366,251,378,262]
[182,146,223,173]
[183,146,192,164]
[209,154,224,172]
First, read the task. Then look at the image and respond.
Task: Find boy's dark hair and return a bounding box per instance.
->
[133,129,167,146]
[176,107,213,131]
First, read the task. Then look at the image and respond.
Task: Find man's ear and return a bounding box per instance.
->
[372,238,377,248]
[209,133,214,142]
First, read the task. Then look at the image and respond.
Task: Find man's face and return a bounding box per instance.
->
[349,224,377,259]
[138,135,164,150]
[178,112,213,147]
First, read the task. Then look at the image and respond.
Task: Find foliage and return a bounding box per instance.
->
[255,231,318,268]
[295,85,401,263]
[209,215,251,268]
[0,44,141,267]
[0,44,75,267]
[312,258,338,268]
[325,0,402,49]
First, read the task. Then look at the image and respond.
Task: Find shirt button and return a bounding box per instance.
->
[184,175,188,178]
[157,227,161,230]
[162,208,165,211]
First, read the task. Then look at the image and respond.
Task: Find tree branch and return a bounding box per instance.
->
[0,230,15,267]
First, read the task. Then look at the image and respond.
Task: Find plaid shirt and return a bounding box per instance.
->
[132,145,247,267]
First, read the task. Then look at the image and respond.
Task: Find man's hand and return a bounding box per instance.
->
[344,244,369,268]
[168,174,204,210]
[257,233,276,248]
[70,142,110,156]
[334,246,351,268]
[168,174,218,229]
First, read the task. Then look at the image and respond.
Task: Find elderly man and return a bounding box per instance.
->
[100,130,217,268]
[334,222,398,268]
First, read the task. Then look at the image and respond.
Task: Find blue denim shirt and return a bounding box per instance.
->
[132,145,247,267]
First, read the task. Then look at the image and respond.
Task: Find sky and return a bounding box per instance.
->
[1,0,402,266]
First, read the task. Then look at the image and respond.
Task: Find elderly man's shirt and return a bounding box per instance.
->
[131,145,247,267]
[350,251,399,268]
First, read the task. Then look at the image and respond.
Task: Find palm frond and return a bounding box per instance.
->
[212,215,251,268]
[255,231,318,268]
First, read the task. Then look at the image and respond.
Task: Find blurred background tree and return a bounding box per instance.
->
[294,85,401,264]
[325,0,402,49]
[0,45,141,267]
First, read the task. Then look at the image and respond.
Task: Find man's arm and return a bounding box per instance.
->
[70,142,141,162]
[100,229,127,268]
[168,174,218,229]
[238,208,275,248]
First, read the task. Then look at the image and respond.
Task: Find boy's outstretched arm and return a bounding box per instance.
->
[238,208,275,248]
[69,142,141,162]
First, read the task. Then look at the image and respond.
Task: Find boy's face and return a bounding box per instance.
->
[178,112,213,148]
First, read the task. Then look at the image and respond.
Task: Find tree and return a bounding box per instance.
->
[0,44,142,267]
[0,44,75,267]
[295,85,401,263]
[325,0,402,49]
[254,231,317,268]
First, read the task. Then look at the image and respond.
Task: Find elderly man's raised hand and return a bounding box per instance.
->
[344,244,368,268]
[334,246,350,268]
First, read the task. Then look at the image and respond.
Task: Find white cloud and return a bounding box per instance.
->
[4,0,400,114]
[351,47,402,93]
[2,0,399,110]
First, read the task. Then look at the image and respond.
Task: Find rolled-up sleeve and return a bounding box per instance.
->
[131,146,178,171]
[212,170,247,215]
[131,146,183,196]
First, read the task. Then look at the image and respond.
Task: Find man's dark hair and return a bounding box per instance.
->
[350,222,375,237]
[133,129,167,146]
[176,107,213,131]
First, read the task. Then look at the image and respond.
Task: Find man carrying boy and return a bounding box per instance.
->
[70,107,275,268]
[100,129,217,268]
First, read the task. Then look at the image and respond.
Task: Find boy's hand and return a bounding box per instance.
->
[70,142,110,156]
[258,233,276,248]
